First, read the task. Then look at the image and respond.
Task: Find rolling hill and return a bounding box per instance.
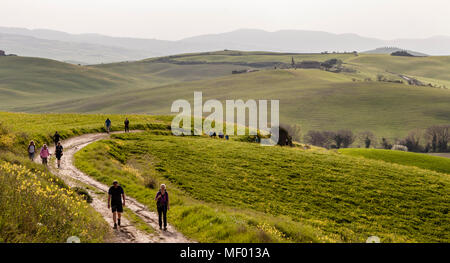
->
[2,27,450,64]
[1,51,449,140]
[363,47,428,56]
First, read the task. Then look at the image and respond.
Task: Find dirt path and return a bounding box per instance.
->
[427,153,450,159]
[36,131,190,243]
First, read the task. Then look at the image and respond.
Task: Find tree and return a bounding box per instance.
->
[358,131,375,148]
[334,130,355,148]
[391,51,414,57]
[277,127,293,146]
[321,59,342,70]
[426,125,450,152]
[304,130,333,148]
[281,124,301,142]
[401,129,424,152]
[381,138,392,150]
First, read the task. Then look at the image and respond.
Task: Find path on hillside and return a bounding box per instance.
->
[35,131,190,243]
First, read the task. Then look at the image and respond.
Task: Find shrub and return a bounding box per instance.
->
[391,51,414,57]
[381,138,392,149]
[144,175,158,189]
[72,187,93,203]
[0,122,14,150]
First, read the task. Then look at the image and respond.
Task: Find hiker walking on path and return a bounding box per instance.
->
[105,118,112,133]
[155,184,170,231]
[108,180,126,229]
[28,141,36,161]
[53,131,60,147]
[124,118,130,133]
[40,144,50,166]
[55,142,64,169]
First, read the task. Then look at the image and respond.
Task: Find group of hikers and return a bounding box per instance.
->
[209,131,229,140]
[28,131,64,168]
[27,118,131,168]
[27,118,171,231]
[105,117,130,134]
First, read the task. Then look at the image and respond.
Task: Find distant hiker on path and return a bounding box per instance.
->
[105,118,112,133]
[28,140,36,161]
[55,142,64,169]
[53,131,60,146]
[108,180,126,229]
[124,118,130,133]
[155,184,169,231]
[40,144,50,166]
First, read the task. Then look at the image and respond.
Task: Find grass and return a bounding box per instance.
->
[0,153,110,242]
[339,148,450,174]
[75,132,450,243]
[0,112,172,149]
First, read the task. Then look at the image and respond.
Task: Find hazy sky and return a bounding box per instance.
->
[2,0,449,40]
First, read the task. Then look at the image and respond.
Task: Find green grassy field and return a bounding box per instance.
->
[339,148,450,174]
[1,112,449,243]
[0,111,171,149]
[1,51,449,141]
[75,132,450,243]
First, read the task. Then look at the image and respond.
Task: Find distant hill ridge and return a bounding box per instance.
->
[1,27,449,64]
[364,47,428,56]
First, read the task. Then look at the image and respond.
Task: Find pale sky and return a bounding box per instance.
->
[2,0,449,40]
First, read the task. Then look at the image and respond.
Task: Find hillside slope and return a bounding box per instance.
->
[1,51,449,140]
[75,132,450,242]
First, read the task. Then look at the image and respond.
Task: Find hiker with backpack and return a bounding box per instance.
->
[28,140,36,161]
[40,144,50,166]
[155,184,170,231]
[55,142,64,168]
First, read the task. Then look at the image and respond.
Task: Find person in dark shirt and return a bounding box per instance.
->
[124,118,130,133]
[108,180,126,229]
[53,131,60,146]
[155,184,170,231]
[105,118,112,134]
[55,142,63,168]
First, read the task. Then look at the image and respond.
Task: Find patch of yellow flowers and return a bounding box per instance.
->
[257,222,291,241]
[0,162,89,212]
[0,161,106,242]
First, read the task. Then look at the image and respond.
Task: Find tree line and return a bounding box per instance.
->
[302,125,449,152]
